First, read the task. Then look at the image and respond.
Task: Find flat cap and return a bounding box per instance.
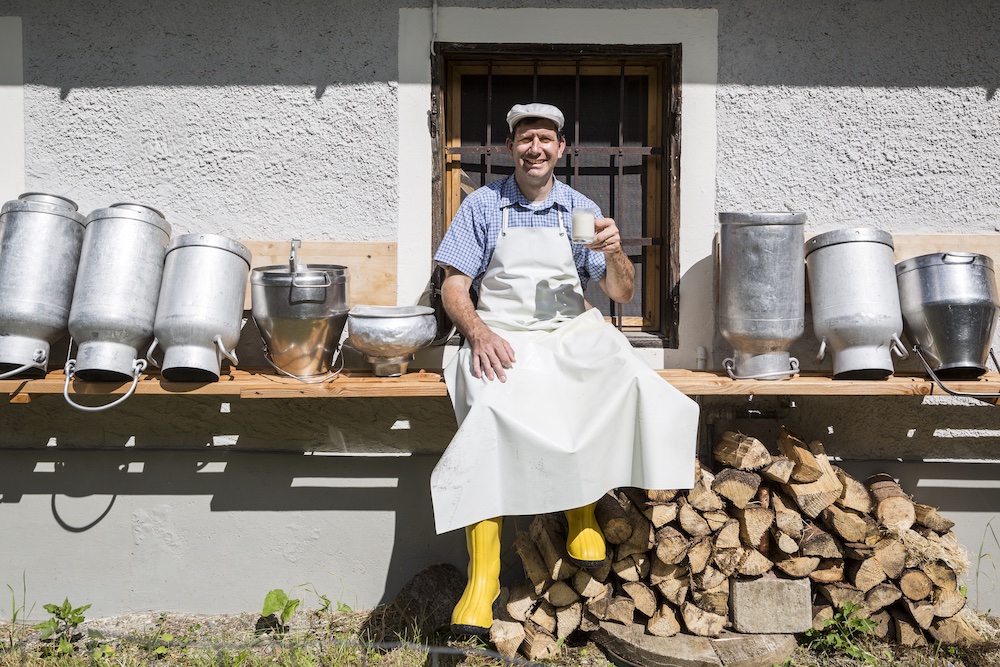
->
[506,103,565,132]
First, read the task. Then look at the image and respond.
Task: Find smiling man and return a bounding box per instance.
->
[431,102,699,636]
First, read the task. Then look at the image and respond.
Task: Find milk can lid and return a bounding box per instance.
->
[718,211,807,226]
[805,228,894,256]
[167,233,252,266]
[895,252,995,276]
[1,192,87,225]
[86,202,172,237]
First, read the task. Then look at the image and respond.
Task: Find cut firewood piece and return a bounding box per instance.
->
[783,446,843,518]
[650,559,689,607]
[812,603,834,631]
[924,561,958,593]
[644,502,679,529]
[688,469,725,512]
[580,610,601,633]
[771,527,799,555]
[693,586,730,617]
[833,466,873,514]
[687,536,713,574]
[522,620,559,661]
[646,603,681,637]
[612,552,649,583]
[928,610,983,645]
[933,587,967,618]
[872,537,907,580]
[816,582,864,609]
[714,431,773,470]
[595,492,633,545]
[646,488,679,504]
[869,609,893,640]
[777,427,824,483]
[809,559,846,584]
[891,608,928,647]
[731,504,775,548]
[843,542,874,560]
[714,519,742,550]
[584,582,613,620]
[914,503,956,533]
[490,614,526,659]
[506,580,540,622]
[846,557,886,593]
[530,599,558,635]
[771,491,805,540]
[738,548,773,576]
[615,495,655,560]
[905,598,936,630]
[555,601,583,640]
[678,498,713,537]
[572,569,608,599]
[514,530,551,594]
[680,601,726,637]
[693,564,727,592]
[622,581,658,618]
[900,569,934,601]
[713,547,745,577]
[711,468,762,509]
[866,473,916,531]
[604,596,636,626]
[761,455,796,485]
[529,514,578,581]
[800,523,843,559]
[701,509,731,532]
[820,504,868,544]
[774,554,821,578]
[654,526,690,565]
[545,580,580,607]
[864,582,902,612]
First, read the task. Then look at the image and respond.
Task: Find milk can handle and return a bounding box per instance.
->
[260,341,344,384]
[723,357,800,381]
[914,345,1000,402]
[891,333,909,359]
[213,335,239,367]
[63,358,148,412]
[0,348,47,379]
[145,338,162,369]
[291,272,332,288]
[816,338,828,362]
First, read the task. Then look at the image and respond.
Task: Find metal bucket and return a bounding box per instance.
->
[805,228,907,380]
[150,234,252,382]
[250,240,349,382]
[0,193,87,378]
[896,252,999,383]
[718,211,806,380]
[67,203,171,388]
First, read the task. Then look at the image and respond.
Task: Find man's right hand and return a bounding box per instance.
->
[440,266,517,382]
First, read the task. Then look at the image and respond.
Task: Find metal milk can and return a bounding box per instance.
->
[65,203,171,410]
[718,211,806,380]
[805,228,907,379]
[0,193,87,378]
[149,234,252,382]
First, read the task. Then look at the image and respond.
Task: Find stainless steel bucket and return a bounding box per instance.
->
[896,252,999,381]
[0,193,87,378]
[67,203,171,385]
[718,211,806,380]
[805,228,907,380]
[250,240,349,382]
[150,234,252,382]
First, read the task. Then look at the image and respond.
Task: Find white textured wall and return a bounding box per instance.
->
[2,0,1000,617]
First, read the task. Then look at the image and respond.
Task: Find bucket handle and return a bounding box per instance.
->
[0,348,47,379]
[913,344,1000,402]
[63,357,148,412]
[723,356,800,381]
[213,335,239,367]
[261,341,344,384]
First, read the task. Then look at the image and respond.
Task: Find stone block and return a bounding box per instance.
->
[730,577,811,634]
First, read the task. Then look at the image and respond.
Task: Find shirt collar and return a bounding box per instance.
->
[499,174,571,213]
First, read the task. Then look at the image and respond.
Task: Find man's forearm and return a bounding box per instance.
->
[601,249,635,304]
[442,275,491,343]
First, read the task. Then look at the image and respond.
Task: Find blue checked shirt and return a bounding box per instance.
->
[434,174,607,294]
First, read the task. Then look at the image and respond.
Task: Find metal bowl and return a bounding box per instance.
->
[347,305,437,376]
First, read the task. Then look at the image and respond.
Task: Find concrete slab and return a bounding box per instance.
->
[730,577,812,634]
[594,621,722,667]
[711,631,798,667]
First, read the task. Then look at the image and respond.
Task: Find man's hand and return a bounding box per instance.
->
[590,217,636,304]
[441,266,517,382]
[587,217,622,255]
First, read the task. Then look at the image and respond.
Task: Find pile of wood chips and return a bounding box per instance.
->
[489,427,980,662]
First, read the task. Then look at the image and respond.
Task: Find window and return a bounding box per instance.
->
[431,44,681,344]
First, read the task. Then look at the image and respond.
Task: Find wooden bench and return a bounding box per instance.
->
[1,234,998,402]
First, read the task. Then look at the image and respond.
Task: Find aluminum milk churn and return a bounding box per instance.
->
[805,228,907,379]
[67,203,171,400]
[718,211,806,380]
[896,252,999,384]
[150,234,252,382]
[0,193,87,378]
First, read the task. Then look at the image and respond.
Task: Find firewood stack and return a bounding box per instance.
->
[489,427,978,661]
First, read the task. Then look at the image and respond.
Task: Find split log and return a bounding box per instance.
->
[529,514,579,581]
[514,530,551,594]
[816,582,864,609]
[693,585,730,617]
[783,445,843,518]
[530,599,557,634]
[843,542,874,560]
[585,583,613,619]
[846,556,886,593]
[650,560,689,607]
[777,427,824,483]
[800,524,843,559]
[732,504,775,548]
[712,547,745,577]
[834,467,873,514]
[555,601,583,640]
[612,552,649,582]
[687,536,713,574]
[866,473,916,531]
[646,489,679,504]
[595,492,633,545]
[773,554,820,578]
[646,603,681,637]
[711,468,762,509]
[622,581,657,618]
[491,588,527,659]
[821,504,868,544]
[522,621,559,661]
[914,503,956,533]
[506,581,540,622]
[900,569,934,601]
[928,611,982,645]
[579,610,601,633]
[653,526,690,565]
[771,491,805,539]
[905,598,936,630]
[713,431,773,470]
[809,559,846,584]
[869,609,893,640]
[544,580,580,607]
[688,470,725,512]
[604,596,637,625]
[644,502,679,529]
[738,548,774,576]
[714,519,742,550]
[693,565,727,591]
[761,456,796,485]
[863,582,902,612]
[701,510,731,532]
[872,537,907,580]
[812,604,834,631]
[678,498,713,537]
[924,561,958,592]
[933,588,966,618]
[572,569,608,599]
[615,495,655,560]
[771,527,799,555]
[680,602,726,637]
[891,608,927,647]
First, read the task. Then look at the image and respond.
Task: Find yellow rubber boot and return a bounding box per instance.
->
[451,517,502,636]
[564,502,606,567]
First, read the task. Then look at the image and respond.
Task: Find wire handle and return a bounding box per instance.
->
[63,358,148,412]
[914,345,1000,402]
[0,348,47,379]
[724,356,800,381]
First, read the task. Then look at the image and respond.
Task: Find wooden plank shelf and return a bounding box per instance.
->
[3,369,998,402]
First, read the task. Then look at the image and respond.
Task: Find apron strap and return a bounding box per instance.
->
[502,205,566,236]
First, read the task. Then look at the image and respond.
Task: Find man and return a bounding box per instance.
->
[432,102,699,635]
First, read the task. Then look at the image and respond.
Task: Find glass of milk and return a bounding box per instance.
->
[571,208,595,245]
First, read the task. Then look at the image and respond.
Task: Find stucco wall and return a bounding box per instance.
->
[2,0,1000,618]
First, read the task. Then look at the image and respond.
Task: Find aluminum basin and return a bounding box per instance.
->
[347,305,436,376]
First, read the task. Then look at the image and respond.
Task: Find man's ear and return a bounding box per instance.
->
[505,137,514,155]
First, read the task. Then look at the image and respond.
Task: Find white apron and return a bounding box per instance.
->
[431,207,699,534]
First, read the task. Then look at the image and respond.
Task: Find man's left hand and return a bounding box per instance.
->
[587,218,622,255]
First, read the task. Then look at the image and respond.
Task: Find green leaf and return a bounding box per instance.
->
[262,589,289,617]
[280,598,301,625]
[42,603,60,615]
[160,632,174,642]
[58,636,74,654]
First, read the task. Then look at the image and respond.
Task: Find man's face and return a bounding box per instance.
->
[506,119,566,188]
